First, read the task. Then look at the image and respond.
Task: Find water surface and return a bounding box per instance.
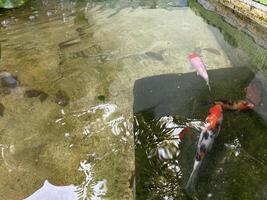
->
[0,0,266,199]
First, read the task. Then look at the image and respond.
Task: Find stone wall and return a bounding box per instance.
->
[218,0,267,27]
[197,0,267,49]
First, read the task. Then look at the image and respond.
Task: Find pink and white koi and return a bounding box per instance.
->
[188,52,210,90]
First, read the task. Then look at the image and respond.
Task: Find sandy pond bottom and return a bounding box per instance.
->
[0,0,265,199]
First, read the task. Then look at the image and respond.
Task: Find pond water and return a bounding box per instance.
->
[0,0,266,199]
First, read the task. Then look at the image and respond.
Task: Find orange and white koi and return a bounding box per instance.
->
[186,105,223,193]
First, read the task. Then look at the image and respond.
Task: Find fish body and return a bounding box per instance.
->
[188,52,210,90]
[214,100,254,111]
[186,105,223,193]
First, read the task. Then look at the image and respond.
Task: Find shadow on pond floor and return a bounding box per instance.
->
[133,67,267,200]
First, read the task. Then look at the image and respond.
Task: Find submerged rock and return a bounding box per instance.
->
[0,103,5,117]
[55,90,70,107]
[0,72,18,88]
[39,92,49,102]
[97,95,106,101]
[24,89,49,102]
[0,72,19,94]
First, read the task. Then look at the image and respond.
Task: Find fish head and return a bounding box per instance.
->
[188,52,199,59]
[209,105,223,116]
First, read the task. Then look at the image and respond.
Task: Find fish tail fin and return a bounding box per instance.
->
[207,81,211,91]
[185,168,199,194]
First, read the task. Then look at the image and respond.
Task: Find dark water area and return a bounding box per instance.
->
[134,67,267,199]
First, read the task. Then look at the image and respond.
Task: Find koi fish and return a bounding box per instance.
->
[188,52,210,91]
[214,100,254,111]
[186,105,223,193]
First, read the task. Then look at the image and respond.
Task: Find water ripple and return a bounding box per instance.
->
[76,160,107,200]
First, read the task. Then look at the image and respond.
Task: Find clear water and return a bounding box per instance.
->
[0,0,266,199]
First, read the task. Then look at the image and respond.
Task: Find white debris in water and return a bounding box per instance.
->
[1,20,10,27]
[55,118,63,123]
[208,193,212,198]
[164,196,173,200]
[65,133,70,137]
[62,13,67,22]
[29,15,35,20]
[9,145,15,154]
[61,109,65,115]
[46,11,53,16]
[125,131,130,137]
[235,151,240,157]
